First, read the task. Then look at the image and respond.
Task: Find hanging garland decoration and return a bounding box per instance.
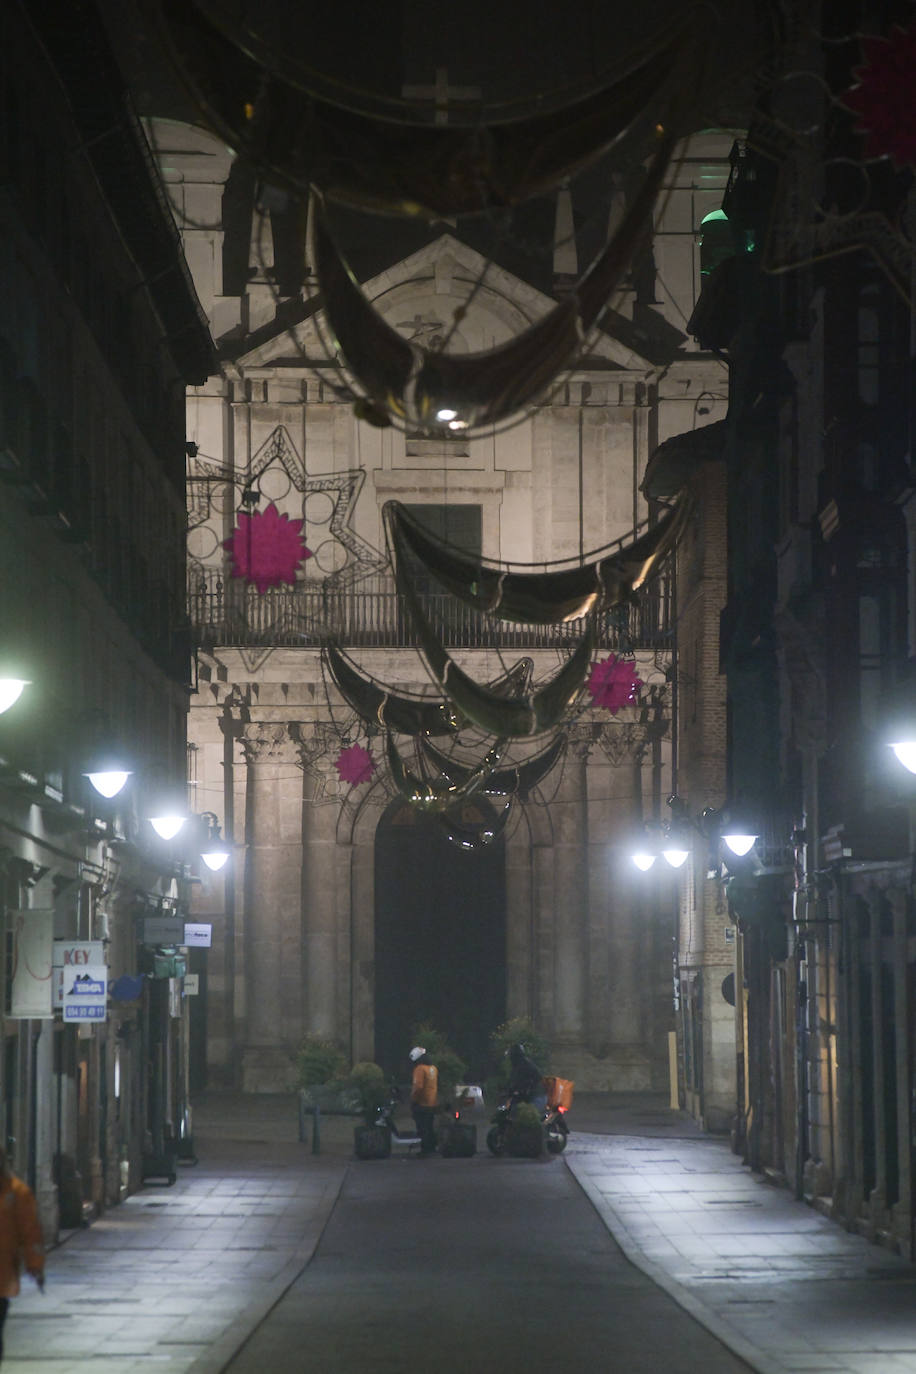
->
[586,654,644,714]
[334,743,376,786]
[385,493,691,623]
[841,19,916,168]
[419,731,568,800]
[312,127,677,437]
[222,501,312,594]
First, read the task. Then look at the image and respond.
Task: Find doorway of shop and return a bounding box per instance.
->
[374,796,506,1083]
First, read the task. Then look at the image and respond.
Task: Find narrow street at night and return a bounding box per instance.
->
[7,1095,916,1374]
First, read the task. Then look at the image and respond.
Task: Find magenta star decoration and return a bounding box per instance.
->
[843,20,916,167]
[586,654,643,714]
[223,502,312,594]
[335,744,376,786]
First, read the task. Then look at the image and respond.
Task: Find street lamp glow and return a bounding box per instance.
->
[662,847,689,868]
[0,679,29,714]
[150,814,186,841]
[200,848,230,872]
[891,741,916,775]
[631,850,657,872]
[85,770,131,799]
[723,832,756,857]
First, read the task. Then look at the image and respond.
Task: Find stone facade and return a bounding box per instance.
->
[154,120,736,1091]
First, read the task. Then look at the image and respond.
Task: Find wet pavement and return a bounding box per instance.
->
[5,1092,916,1373]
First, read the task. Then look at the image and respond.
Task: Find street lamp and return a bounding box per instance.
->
[199,813,230,871]
[0,679,29,715]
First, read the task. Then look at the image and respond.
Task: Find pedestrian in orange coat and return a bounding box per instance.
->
[409,1046,439,1156]
[0,1148,44,1362]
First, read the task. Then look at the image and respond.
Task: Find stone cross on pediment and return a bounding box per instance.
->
[401,67,483,126]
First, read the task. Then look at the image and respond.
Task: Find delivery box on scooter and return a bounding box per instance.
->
[542,1076,574,1110]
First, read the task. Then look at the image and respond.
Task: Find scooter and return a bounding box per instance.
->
[485,1090,571,1156]
[373,1086,422,1152]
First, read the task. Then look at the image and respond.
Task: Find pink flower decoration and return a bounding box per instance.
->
[335,744,376,786]
[223,502,312,594]
[586,654,643,714]
[842,21,916,167]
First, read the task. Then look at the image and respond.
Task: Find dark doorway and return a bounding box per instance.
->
[374,796,506,1082]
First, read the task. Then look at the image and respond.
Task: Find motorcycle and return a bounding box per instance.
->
[485,1081,571,1156]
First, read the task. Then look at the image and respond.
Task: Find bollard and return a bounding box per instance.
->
[298,1090,307,1143]
[312,1102,321,1154]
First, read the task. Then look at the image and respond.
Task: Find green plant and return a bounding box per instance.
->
[296,1034,347,1089]
[513,1101,542,1129]
[348,1061,388,1125]
[489,1017,551,1090]
[411,1022,466,1104]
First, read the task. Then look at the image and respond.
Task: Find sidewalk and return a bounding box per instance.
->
[566,1127,916,1374]
[5,1096,351,1374]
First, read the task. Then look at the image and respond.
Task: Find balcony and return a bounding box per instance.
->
[188,568,673,653]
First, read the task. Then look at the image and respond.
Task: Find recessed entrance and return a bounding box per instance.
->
[374,796,506,1081]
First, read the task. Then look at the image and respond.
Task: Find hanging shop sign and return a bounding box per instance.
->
[143,915,185,945]
[62,965,108,1023]
[9,910,54,1019]
[183,923,212,948]
[53,941,105,1008]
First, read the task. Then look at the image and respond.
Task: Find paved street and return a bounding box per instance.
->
[5,1093,916,1373]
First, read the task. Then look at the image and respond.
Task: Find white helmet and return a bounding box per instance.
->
[409,1046,426,1063]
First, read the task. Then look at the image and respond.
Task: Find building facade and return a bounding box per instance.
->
[153,118,735,1093]
[0,1,212,1238]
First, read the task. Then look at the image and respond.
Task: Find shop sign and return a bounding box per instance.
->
[183,973,199,996]
[9,911,54,1019]
[183,923,212,948]
[143,915,185,945]
[62,965,107,1023]
[53,941,105,1008]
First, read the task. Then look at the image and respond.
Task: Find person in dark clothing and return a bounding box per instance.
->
[507,1044,544,1105]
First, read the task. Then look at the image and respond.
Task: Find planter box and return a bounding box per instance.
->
[439,1122,477,1157]
[505,1123,544,1158]
[354,1124,391,1159]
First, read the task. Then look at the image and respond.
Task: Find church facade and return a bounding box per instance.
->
[154,120,734,1094]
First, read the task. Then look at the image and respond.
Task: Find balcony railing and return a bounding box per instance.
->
[188,568,673,653]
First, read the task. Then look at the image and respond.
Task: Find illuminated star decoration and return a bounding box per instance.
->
[586,654,643,714]
[843,20,916,167]
[223,502,312,594]
[335,743,376,786]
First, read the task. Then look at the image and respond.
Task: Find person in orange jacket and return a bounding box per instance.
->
[408,1046,438,1156]
[0,1147,44,1361]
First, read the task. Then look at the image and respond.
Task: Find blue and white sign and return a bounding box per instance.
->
[62,965,108,1023]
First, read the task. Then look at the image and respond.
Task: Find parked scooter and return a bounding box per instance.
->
[485,1076,572,1156]
[373,1085,422,1153]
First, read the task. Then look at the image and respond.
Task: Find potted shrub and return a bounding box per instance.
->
[505,1100,545,1158]
[350,1062,391,1159]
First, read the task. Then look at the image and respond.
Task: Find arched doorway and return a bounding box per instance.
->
[374,797,506,1081]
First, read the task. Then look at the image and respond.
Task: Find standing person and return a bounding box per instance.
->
[0,1147,44,1362]
[408,1046,438,1156]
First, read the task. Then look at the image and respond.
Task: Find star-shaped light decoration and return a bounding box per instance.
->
[335,743,376,786]
[842,20,916,167]
[586,654,643,714]
[223,502,312,594]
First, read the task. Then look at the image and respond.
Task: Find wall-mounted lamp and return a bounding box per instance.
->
[629,797,760,873]
[0,678,30,715]
[199,812,230,872]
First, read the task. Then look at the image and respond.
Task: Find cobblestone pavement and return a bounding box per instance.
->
[6,1094,916,1373]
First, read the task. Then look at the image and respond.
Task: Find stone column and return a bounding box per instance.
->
[240,723,304,1090]
[505,819,534,1021]
[296,727,346,1045]
[550,730,590,1046]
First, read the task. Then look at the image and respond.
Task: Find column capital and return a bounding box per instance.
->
[240,721,299,764]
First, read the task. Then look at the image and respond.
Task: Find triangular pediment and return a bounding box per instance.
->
[234,231,653,373]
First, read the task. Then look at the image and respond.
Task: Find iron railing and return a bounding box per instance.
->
[187,568,673,653]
